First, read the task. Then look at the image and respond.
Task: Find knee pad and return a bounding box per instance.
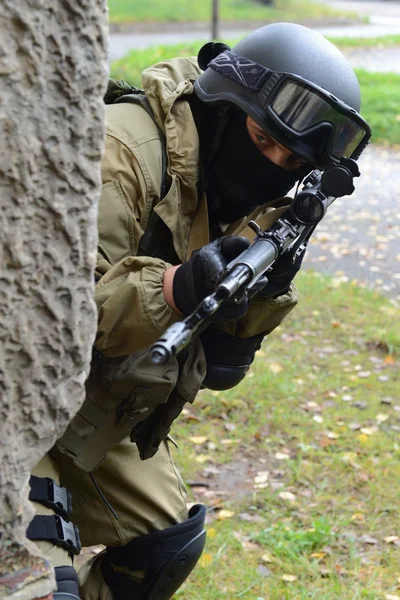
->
[102,503,207,600]
[26,475,81,557]
[54,566,80,600]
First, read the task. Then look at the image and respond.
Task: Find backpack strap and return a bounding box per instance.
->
[105,79,177,263]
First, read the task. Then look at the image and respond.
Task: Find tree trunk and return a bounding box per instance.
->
[0,1,107,598]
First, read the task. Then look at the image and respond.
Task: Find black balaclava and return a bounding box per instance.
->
[206,109,307,224]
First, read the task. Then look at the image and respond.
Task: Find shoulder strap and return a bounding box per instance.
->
[104,80,176,263]
[105,79,168,200]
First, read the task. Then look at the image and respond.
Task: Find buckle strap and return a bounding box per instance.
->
[29,476,72,521]
[26,515,81,556]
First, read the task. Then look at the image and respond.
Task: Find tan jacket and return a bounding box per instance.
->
[95,57,298,356]
[57,58,299,470]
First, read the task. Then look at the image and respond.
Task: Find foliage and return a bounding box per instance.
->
[170,271,400,598]
[107,0,352,25]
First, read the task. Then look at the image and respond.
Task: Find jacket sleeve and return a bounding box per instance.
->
[211,283,299,339]
[94,133,180,357]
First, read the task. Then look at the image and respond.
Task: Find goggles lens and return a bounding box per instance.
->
[270,81,367,159]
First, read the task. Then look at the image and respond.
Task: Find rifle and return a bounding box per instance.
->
[149,158,360,366]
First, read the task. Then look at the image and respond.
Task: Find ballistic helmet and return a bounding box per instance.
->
[194,23,370,168]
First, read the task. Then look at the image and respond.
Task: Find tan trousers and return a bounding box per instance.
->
[31,437,188,599]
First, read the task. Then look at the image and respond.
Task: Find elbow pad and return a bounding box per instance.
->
[200,329,265,391]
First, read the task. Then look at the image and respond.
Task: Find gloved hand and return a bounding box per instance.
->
[173,236,250,320]
[201,328,265,391]
[257,245,306,299]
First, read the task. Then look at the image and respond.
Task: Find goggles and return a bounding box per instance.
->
[208,51,371,166]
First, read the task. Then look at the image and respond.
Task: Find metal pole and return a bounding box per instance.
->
[212,0,220,40]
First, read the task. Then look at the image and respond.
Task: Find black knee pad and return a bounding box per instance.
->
[102,503,207,600]
[54,566,80,600]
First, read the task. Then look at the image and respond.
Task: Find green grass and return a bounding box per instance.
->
[110,38,400,148]
[108,0,354,25]
[356,69,400,146]
[170,271,400,599]
[328,34,400,48]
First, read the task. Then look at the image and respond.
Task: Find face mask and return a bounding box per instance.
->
[207,111,307,224]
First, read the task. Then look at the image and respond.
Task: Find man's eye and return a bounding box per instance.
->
[256,134,265,143]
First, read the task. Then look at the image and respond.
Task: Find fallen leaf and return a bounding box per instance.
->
[384,536,399,544]
[360,534,378,545]
[310,552,326,560]
[384,355,396,365]
[207,528,217,539]
[254,471,269,484]
[269,362,283,374]
[351,512,365,522]
[281,574,298,582]
[195,454,211,464]
[217,509,235,520]
[360,426,379,435]
[189,436,208,444]
[385,595,400,600]
[261,552,274,563]
[376,414,389,423]
[279,491,297,502]
[199,553,213,567]
[275,452,290,460]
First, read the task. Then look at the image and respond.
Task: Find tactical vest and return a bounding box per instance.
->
[56,81,206,472]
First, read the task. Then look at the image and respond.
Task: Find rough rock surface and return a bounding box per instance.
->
[0,0,108,597]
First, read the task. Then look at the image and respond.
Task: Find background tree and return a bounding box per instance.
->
[0,1,107,598]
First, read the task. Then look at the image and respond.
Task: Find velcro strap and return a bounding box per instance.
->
[29,476,72,521]
[26,515,81,556]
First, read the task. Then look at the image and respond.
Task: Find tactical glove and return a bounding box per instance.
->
[201,328,265,391]
[173,236,250,320]
[258,245,306,299]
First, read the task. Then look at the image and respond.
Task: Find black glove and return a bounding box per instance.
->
[201,328,265,391]
[173,236,250,320]
[258,246,306,299]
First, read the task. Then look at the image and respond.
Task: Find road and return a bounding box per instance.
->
[108,0,400,61]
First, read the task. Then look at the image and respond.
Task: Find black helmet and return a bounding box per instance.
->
[194,23,370,169]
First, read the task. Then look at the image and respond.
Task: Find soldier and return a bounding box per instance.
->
[28,22,370,600]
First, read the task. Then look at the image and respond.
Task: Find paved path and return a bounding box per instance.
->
[303,145,400,302]
[109,22,400,62]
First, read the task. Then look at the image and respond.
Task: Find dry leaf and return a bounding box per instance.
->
[313,415,323,423]
[376,414,389,423]
[385,595,400,600]
[279,491,297,502]
[199,553,213,567]
[281,574,298,582]
[384,536,399,544]
[217,509,235,520]
[351,512,365,522]
[360,426,379,435]
[360,534,378,545]
[195,454,211,464]
[275,452,290,460]
[261,552,273,563]
[207,528,217,539]
[269,362,283,374]
[189,436,208,444]
[384,355,395,365]
[310,552,326,560]
[254,471,269,484]
[326,431,339,439]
